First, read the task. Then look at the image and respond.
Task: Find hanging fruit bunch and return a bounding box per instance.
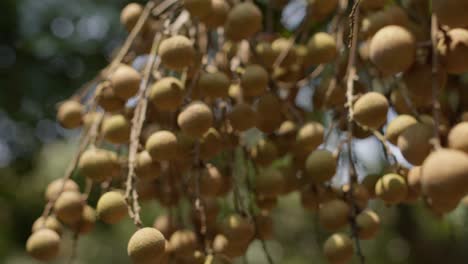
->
[27,0,468,263]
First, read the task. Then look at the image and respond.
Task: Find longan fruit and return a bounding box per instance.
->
[149,77,184,111]
[54,191,84,225]
[196,164,224,197]
[360,6,409,38]
[439,29,468,74]
[200,0,229,29]
[128,227,166,264]
[375,173,408,204]
[360,0,386,10]
[45,178,79,201]
[78,148,120,181]
[250,139,279,166]
[213,234,248,258]
[153,215,177,239]
[57,100,83,129]
[271,38,297,67]
[306,32,337,65]
[158,35,195,70]
[369,25,415,76]
[110,64,141,100]
[353,92,389,129]
[227,103,257,131]
[397,123,433,165]
[255,94,283,133]
[406,166,422,202]
[294,121,324,156]
[96,83,126,112]
[305,150,337,183]
[145,130,179,161]
[221,214,255,245]
[254,42,277,68]
[169,230,199,257]
[120,3,144,31]
[308,0,338,21]
[177,101,213,138]
[356,210,380,240]
[427,196,460,214]
[341,184,370,210]
[240,64,269,97]
[402,64,447,108]
[361,174,380,198]
[198,71,230,99]
[96,190,128,224]
[448,122,468,154]
[323,233,354,264]
[71,205,96,235]
[433,0,468,28]
[224,3,262,41]
[255,168,284,197]
[319,199,351,231]
[26,229,60,261]
[200,128,224,160]
[135,151,161,180]
[102,114,131,144]
[385,115,417,145]
[32,216,63,236]
[183,0,211,18]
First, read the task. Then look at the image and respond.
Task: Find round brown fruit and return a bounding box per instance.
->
[240,64,269,97]
[26,229,60,261]
[120,3,144,31]
[375,173,408,204]
[385,115,417,145]
[177,101,213,138]
[224,3,262,41]
[145,130,179,161]
[109,64,141,100]
[54,191,84,225]
[227,103,257,131]
[255,168,284,197]
[356,210,380,240]
[318,199,351,231]
[32,216,63,236]
[397,123,433,165]
[96,190,128,224]
[448,122,468,154]
[169,230,198,256]
[198,71,230,99]
[294,121,325,155]
[128,227,166,263]
[57,100,83,129]
[250,139,279,166]
[158,35,195,70]
[439,29,468,74]
[135,151,161,180]
[149,77,184,111]
[200,0,229,29]
[78,148,120,181]
[353,92,389,129]
[433,0,468,28]
[255,94,283,133]
[45,178,79,201]
[323,233,354,264]
[305,150,337,183]
[102,114,131,144]
[183,0,211,18]
[306,32,337,65]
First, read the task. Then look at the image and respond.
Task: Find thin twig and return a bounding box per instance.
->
[430,13,442,149]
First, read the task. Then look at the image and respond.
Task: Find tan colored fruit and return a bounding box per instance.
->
[309,0,338,21]
[397,123,433,165]
[128,227,166,263]
[227,103,257,131]
[159,35,195,70]
[212,234,248,258]
[356,210,380,240]
[250,139,279,166]
[305,150,336,183]
[102,114,131,144]
[369,25,415,75]
[57,100,83,129]
[255,168,284,197]
[255,94,283,133]
[120,3,145,31]
[360,0,385,10]
[45,178,79,201]
[427,196,460,214]
[198,71,230,98]
[200,0,229,29]
[196,164,224,197]
[110,64,141,100]
[177,101,213,138]
[135,151,161,180]
[255,42,277,68]
[191,197,220,225]
[78,148,120,181]
[54,191,83,225]
[323,233,354,264]
[390,89,412,115]
[26,229,60,261]
[433,0,468,28]
[419,114,450,137]
[360,6,409,38]
[341,184,370,210]
[222,214,255,244]
[149,77,184,111]
[153,215,177,238]
[361,174,380,198]
[96,191,127,224]
[448,122,468,154]
[319,199,350,231]
[294,122,324,156]
[224,3,262,41]
[271,38,297,67]
[96,83,126,112]
[200,128,223,160]
[375,173,408,204]
[255,211,273,240]
[385,115,417,144]
[145,130,179,161]
[306,32,337,65]
[32,216,63,236]
[353,92,389,129]
[406,166,422,202]
[421,149,468,203]
[71,205,96,234]
[312,77,346,109]
[402,64,447,108]
[241,64,268,97]
[169,230,198,256]
[183,0,211,18]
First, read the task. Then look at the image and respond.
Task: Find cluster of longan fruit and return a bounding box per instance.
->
[27,0,468,263]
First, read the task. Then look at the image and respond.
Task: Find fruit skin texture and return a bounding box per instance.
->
[294,122,324,155]
[78,148,120,181]
[255,168,284,197]
[224,3,262,41]
[240,64,268,97]
[198,71,230,98]
[323,233,354,264]
[375,173,408,204]
[57,100,83,129]
[448,122,468,154]
[200,0,229,29]
[177,101,213,138]
[227,103,256,131]
[127,227,166,264]
[306,32,337,65]
[369,25,415,76]
[439,29,468,74]
[319,199,351,231]
[356,210,380,240]
[353,92,389,129]
[385,115,417,145]
[26,229,60,261]
[110,64,141,100]
[305,150,337,183]
[251,139,279,167]
[45,178,79,201]
[221,214,255,245]
[96,191,128,224]
[433,0,468,28]
[397,123,433,165]
[71,205,96,234]
[421,149,468,203]
[102,114,131,144]
[145,130,179,161]
[120,3,143,31]
[135,151,161,180]
[183,0,211,18]
[255,94,283,133]
[54,191,84,225]
[406,166,422,202]
[149,77,184,111]
[158,35,195,70]
[32,216,63,236]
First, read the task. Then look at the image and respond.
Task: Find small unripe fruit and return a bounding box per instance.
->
[153,215,177,238]
[96,191,128,224]
[120,3,143,31]
[353,92,389,129]
[319,199,350,231]
[159,35,195,70]
[45,178,79,201]
[128,227,166,264]
[26,229,60,261]
[145,130,179,161]
[250,139,279,166]
[255,168,284,197]
[177,101,213,138]
[78,148,120,181]
[294,121,324,156]
[227,103,257,131]
[356,210,380,240]
[198,71,230,98]
[149,77,184,111]
[369,25,415,76]
[54,191,84,225]
[306,32,337,65]
[375,173,408,204]
[240,64,268,97]
[135,151,161,180]
[385,115,417,145]
[102,114,131,144]
[32,216,63,236]
[110,64,141,100]
[448,122,468,154]
[397,123,433,165]
[305,150,336,183]
[57,100,83,129]
[183,0,211,18]
[323,233,354,264]
[433,0,468,28]
[224,3,262,41]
